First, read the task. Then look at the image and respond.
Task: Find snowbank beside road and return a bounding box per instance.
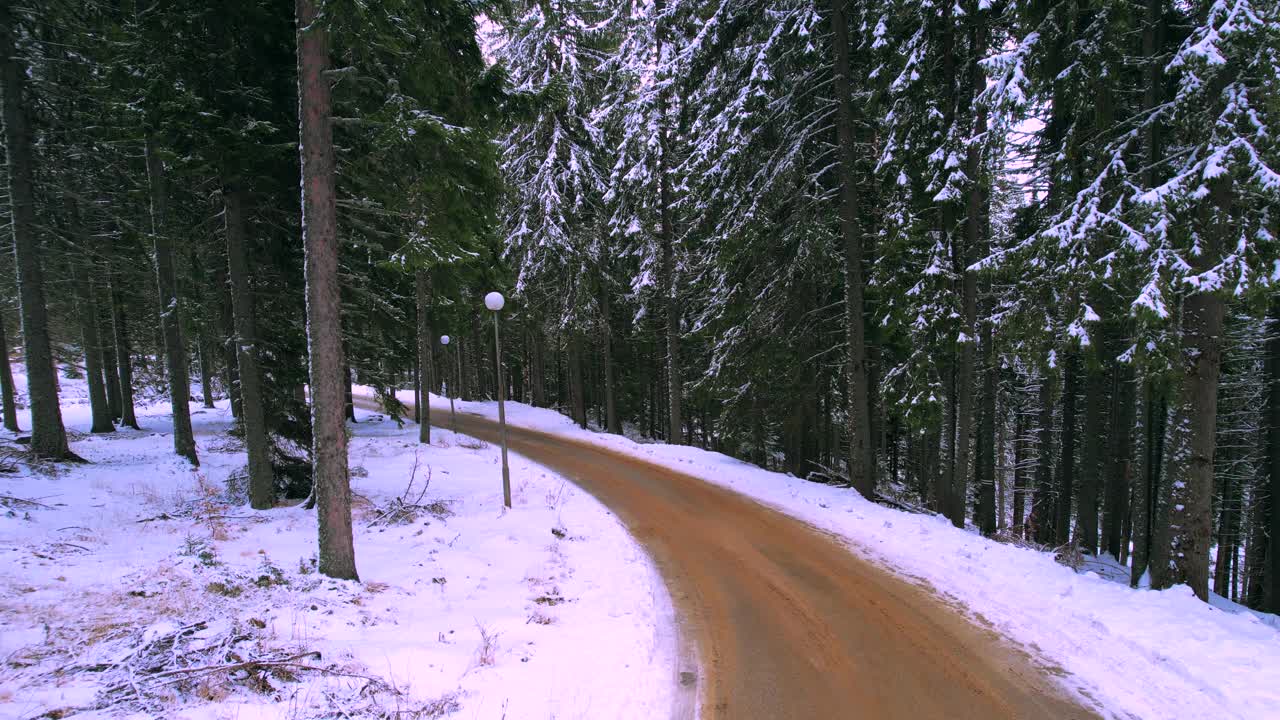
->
[0,382,676,720]
[427,392,1280,720]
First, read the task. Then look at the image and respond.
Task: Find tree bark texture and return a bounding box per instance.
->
[1103,365,1134,559]
[600,275,620,434]
[828,0,872,499]
[71,257,114,434]
[108,274,141,430]
[1265,296,1280,612]
[1153,184,1229,601]
[298,0,357,581]
[0,311,19,432]
[1055,352,1078,546]
[416,269,433,444]
[1031,371,1056,544]
[97,285,123,422]
[655,7,683,446]
[1,5,69,457]
[1077,363,1105,553]
[145,138,198,465]
[225,187,275,510]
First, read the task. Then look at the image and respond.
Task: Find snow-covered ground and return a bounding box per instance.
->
[0,373,677,720]
[428,392,1280,720]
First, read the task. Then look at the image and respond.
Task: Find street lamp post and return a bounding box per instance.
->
[485,291,512,508]
[440,335,456,431]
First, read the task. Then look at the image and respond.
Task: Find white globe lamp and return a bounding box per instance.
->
[484,291,505,312]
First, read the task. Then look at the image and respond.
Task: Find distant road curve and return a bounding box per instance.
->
[363,397,1095,720]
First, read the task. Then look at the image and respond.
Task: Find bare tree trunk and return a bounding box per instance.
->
[190,240,217,411]
[569,331,586,429]
[1214,451,1239,598]
[1031,371,1056,544]
[1077,363,1105,553]
[225,187,275,510]
[952,0,988,528]
[1264,296,1280,612]
[197,329,216,409]
[976,318,996,536]
[1132,384,1164,587]
[0,311,19,432]
[1013,408,1026,535]
[1055,352,1078,546]
[1153,183,1229,602]
[655,7,682,446]
[1103,365,1134,559]
[600,275,620,434]
[530,324,547,407]
[996,404,1006,530]
[109,275,141,430]
[416,268,433,444]
[98,285,123,422]
[344,355,355,422]
[938,369,957,517]
[828,0,871,498]
[298,0,356,581]
[71,257,114,434]
[1,5,68,457]
[209,259,241,419]
[145,138,198,466]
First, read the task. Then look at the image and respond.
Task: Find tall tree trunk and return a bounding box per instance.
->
[213,259,242,419]
[0,311,19,432]
[413,354,421,423]
[828,0,872,498]
[656,18,682,446]
[1133,385,1166,586]
[1131,0,1165,588]
[1013,408,1026,535]
[1031,371,1056,544]
[938,368,957,517]
[109,276,141,430]
[1213,449,1239,598]
[209,258,240,420]
[600,276,620,434]
[1264,296,1280,613]
[1103,364,1134,559]
[145,138,198,465]
[952,334,976,529]
[298,0,357,581]
[951,0,989,529]
[71,258,114,434]
[197,327,216,409]
[98,286,123,422]
[416,268,433,444]
[1153,183,1229,602]
[225,187,275,510]
[1,6,69,457]
[976,319,996,536]
[190,241,216,411]
[530,324,547,408]
[344,356,355,422]
[1055,352,1078,546]
[569,331,586,429]
[1077,362,1105,554]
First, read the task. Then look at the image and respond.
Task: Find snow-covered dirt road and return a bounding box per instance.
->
[427,409,1093,720]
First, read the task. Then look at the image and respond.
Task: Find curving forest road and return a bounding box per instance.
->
[393,401,1095,719]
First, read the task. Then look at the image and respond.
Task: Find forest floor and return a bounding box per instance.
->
[412,391,1280,720]
[0,372,677,720]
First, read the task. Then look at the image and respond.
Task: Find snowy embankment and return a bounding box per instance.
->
[425,393,1280,720]
[0,375,676,720]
